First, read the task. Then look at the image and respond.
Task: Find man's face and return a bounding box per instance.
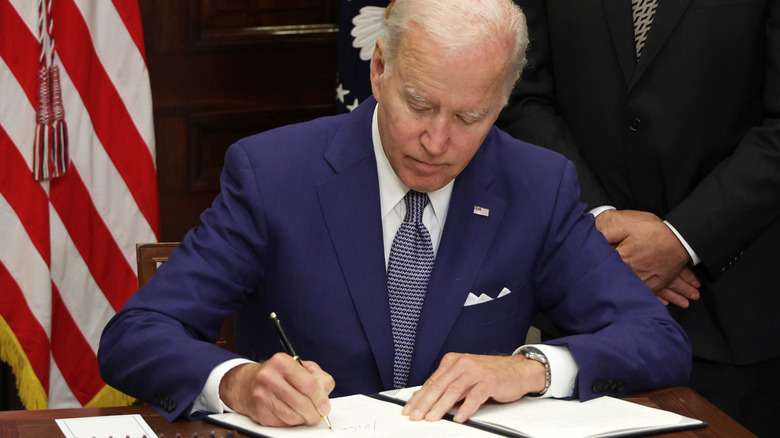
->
[370,26,510,193]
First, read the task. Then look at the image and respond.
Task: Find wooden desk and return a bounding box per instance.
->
[623,387,755,437]
[0,387,755,438]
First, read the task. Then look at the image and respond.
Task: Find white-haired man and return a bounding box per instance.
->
[99,0,691,427]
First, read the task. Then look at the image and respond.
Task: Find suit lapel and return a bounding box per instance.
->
[602,0,637,85]
[630,0,692,86]
[407,144,506,385]
[317,99,395,389]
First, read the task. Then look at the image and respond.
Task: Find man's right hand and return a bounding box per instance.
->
[218,352,335,427]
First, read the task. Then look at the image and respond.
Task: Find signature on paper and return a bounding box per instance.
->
[335,419,378,433]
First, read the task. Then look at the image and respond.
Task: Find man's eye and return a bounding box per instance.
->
[457,115,477,125]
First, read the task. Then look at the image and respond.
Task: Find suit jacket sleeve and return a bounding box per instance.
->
[525,159,691,399]
[665,0,780,275]
[98,143,268,421]
[497,0,611,208]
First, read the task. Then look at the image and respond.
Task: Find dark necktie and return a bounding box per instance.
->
[632,0,658,58]
[387,190,435,389]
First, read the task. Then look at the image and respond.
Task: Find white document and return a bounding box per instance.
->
[207,387,704,438]
[390,386,705,438]
[55,414,157,438]
[207,394,497,438]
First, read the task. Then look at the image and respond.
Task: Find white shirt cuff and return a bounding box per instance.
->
[513,344,577,398]
[589,205,616,217]
[663,220,701,266]
[190,358,254,415]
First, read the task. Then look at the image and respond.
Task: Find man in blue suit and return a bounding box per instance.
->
[99,0,691,428]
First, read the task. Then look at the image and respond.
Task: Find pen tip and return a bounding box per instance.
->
[270,312,277,318]
[323,415,332,429]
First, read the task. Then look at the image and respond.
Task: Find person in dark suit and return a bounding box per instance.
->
[497,0,780,435]
[98,0,691,428]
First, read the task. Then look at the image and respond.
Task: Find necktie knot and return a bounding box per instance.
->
[404,190,429,224]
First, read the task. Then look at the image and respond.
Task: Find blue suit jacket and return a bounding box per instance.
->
[99,97,690,420]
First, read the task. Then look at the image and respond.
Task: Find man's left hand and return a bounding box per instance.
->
[657,266,701,308]
[401,353,545,423]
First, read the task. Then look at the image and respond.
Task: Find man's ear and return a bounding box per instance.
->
[370,38,387,101]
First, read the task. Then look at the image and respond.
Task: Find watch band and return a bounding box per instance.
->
[520,346,551,397]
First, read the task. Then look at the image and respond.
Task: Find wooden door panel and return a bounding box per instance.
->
[139,0,338,240]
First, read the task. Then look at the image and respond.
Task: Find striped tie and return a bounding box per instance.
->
[632,0,658,58]
[387,190,435,388]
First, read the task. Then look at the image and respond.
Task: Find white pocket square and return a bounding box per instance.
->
[464,287,512,306]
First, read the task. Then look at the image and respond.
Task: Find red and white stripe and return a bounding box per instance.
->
[0,0,158,408]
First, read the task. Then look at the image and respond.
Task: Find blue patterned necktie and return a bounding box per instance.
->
[387,190,435,389]
[632,0,658,58]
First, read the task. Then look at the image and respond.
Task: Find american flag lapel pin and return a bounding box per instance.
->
[473,206,489,217]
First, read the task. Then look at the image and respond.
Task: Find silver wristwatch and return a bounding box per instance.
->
[520,346,551,396]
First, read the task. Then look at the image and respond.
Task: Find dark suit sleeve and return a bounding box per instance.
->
[530,161,691,400]
[497,0,611,208]
[665,1,780,275]
[98,143,268,421]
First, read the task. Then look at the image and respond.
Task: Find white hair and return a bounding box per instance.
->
[381,0,529,103]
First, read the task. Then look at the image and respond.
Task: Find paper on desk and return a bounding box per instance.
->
[55,414,158,438]
[391,386,704,438]
[207,394,497,438]
[469,396,702,438]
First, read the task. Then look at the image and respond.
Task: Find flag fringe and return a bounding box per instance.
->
[85,383,136,408]
[0,315,48,410]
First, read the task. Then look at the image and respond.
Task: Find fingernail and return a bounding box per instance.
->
[411,409,422,420]
[318,401,330,415]
[401,405,411,415]
[425,410,442,421]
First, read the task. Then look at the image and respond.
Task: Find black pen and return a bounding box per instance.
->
[269,312,332,429]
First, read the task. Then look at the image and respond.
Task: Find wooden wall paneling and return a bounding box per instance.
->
[138,0,339,240]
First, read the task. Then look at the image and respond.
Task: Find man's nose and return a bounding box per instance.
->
[421,114,450,154]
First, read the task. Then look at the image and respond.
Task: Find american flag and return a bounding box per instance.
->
[0,0,158,408]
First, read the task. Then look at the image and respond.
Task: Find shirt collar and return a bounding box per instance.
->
[372,104,453,221]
